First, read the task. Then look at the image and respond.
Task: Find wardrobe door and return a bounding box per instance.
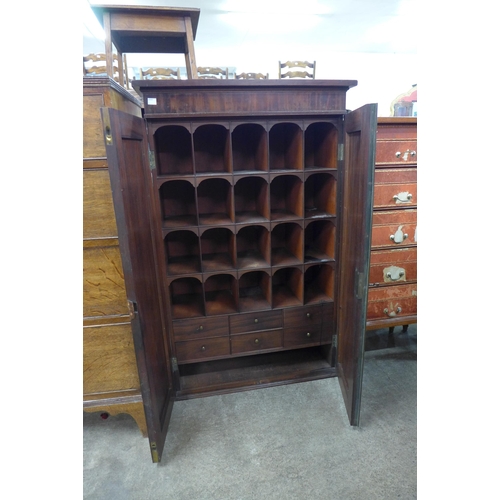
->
[102,108,174,463]
[336,103,378,426]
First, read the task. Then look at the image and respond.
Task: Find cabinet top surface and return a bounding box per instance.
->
[132,79,358,95]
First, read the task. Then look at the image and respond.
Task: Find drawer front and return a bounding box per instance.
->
[369,247,417,285]
[176,337,230,363]
[284,323,322,348]
[376,140,417,165]
[172,316,229,341]
[229,310,283,334]
[83,323,140,395]
[83,243,128,318]
[284,304,323,328]
[373,168,417,209]
[230,329,283,354]
[367,284,417,321]
[83,169,119,239]
[371,210,417,249]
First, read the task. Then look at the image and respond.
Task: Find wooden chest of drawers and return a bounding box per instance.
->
[82,77,147,434]
[367,117,417,330]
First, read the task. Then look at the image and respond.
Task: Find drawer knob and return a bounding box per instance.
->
[392,192,412,203]
[200,345,206,351]
[254,338,260,344]
[306,313,311,318]
[198,325,204,331]
[254,318,259,323]
[306,332,311,337]
[384,306,402,317]
[390,225,408,244]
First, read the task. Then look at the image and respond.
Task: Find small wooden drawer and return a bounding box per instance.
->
[176,337,230,363]
[369,247,417,285]
[371,209,417,249]
[229,310,282,334]
[375,140,417,165]
[373,168,417,209]
[284,305,323,328]
[366,283,417,321]
[230,329,283,354]
[284,324,322,348]
[172,316,229,341]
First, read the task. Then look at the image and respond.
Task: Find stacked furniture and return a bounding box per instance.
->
[101,79,378,462]
[366,117,417,331]
[82,76,147,435]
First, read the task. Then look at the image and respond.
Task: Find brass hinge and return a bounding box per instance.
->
[150,441,159,463]
[101,108,113,146]
[332,334,338,349]
[127,300,137,320]
[149,150,156,171]
[171,357,178,372]
[338,143,344,161]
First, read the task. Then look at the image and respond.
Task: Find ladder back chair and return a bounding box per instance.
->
[140,67,181,80]
[235,72,269,80]
[278,60,316,79]
[197,66,229,79]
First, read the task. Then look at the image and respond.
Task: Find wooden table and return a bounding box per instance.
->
[91,4,200,83]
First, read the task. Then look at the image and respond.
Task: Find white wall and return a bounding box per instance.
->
[84,28,417,117]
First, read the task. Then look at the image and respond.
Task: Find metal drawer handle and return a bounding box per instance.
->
[254,318,259,323]
[200,345,206,351]
[393,192,412,203]
[395,149,416,160]
[254,338,260,344]
[306,332,311,337]
[198,325,204,331]
[384,307,402,317]
[390,225,408,244]
[306,312,311,318]
[386,270,405,281]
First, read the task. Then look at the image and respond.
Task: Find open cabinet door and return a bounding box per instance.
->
[101,108,174,462]
[337,103,378,426]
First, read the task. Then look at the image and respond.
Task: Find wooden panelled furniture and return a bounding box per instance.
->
[366,117,417,332]
[83,76,147,435]
[101,78,378,463]
[90,4,200,82]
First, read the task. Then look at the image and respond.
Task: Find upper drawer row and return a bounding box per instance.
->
[376,139,417,166]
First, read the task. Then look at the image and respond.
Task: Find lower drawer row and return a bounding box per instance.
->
[173,303,333,364]
[366,283,417,322]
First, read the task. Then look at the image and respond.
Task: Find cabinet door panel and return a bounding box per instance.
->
[337,103,377,426]
[102,107,174,463]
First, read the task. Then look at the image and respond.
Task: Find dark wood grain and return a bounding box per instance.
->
[336,103,378,426]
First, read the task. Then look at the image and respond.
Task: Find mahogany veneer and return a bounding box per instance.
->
[102,79,377,462]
